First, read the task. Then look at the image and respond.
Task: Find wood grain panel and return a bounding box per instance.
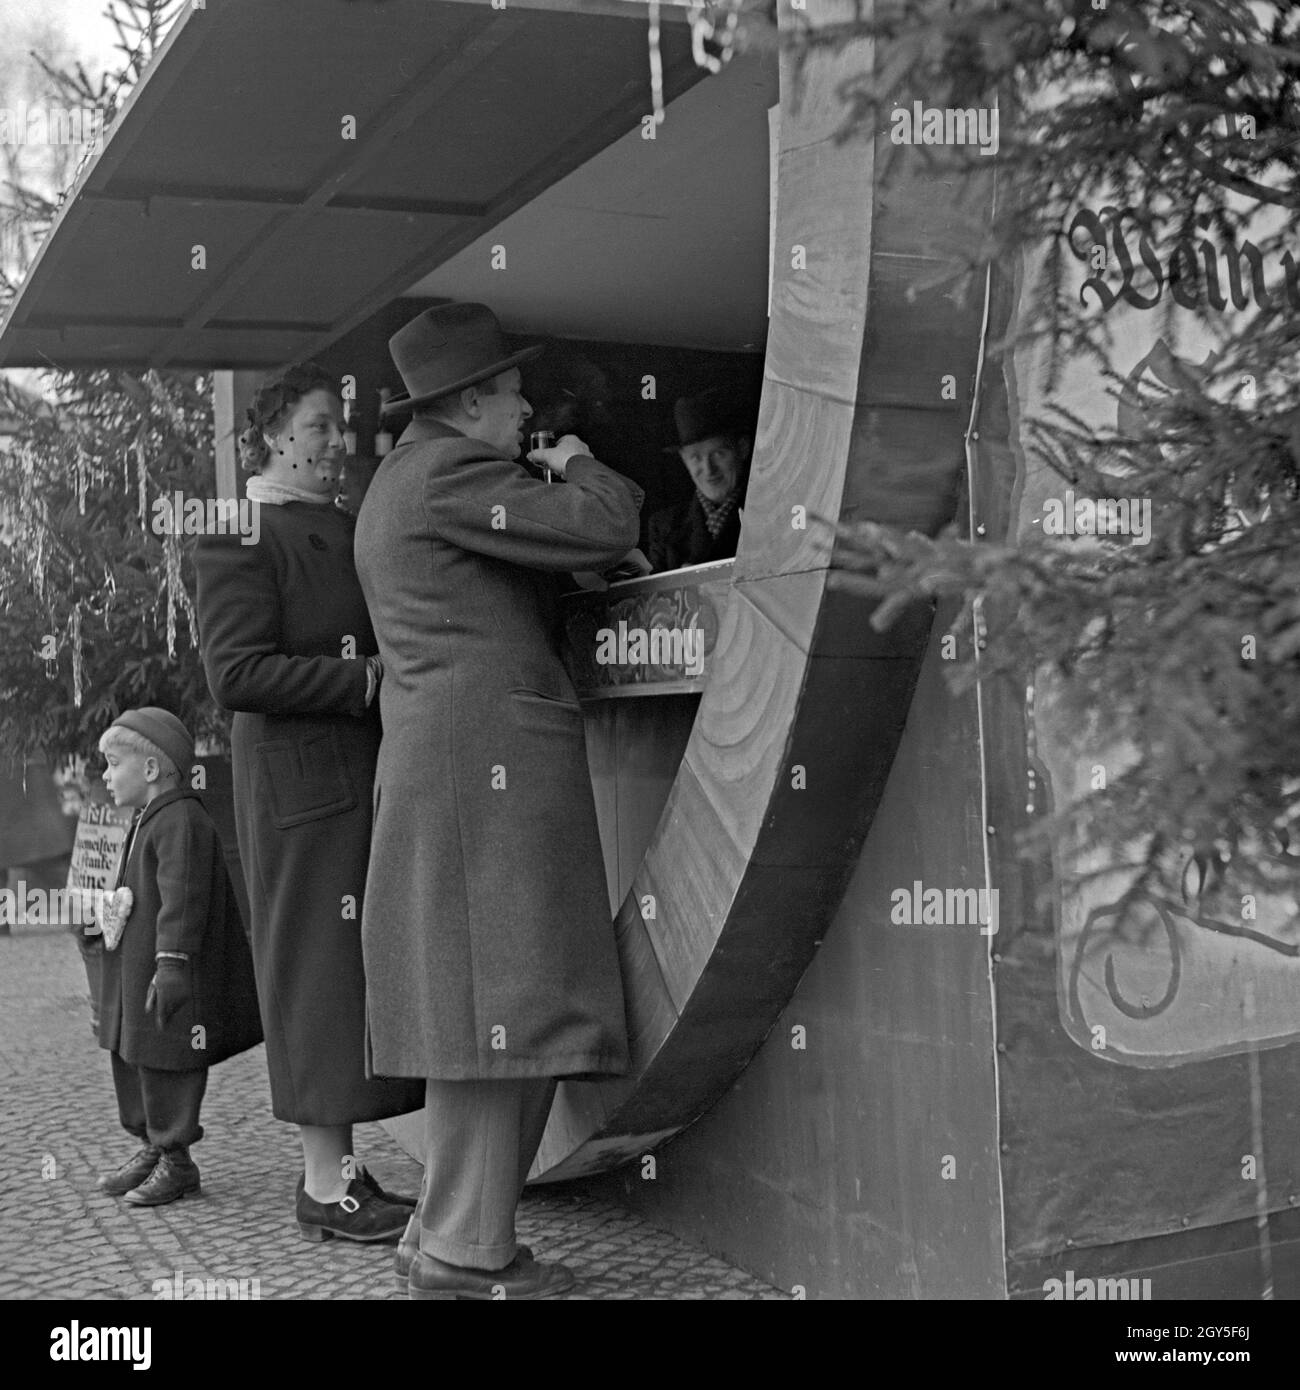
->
[533,0,995,1180]
[634,763,748,1012]
[764,145,872,401]
[732,382,847,582]
[776,0,880,155]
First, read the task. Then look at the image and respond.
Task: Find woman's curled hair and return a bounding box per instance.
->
[237,362,338,473]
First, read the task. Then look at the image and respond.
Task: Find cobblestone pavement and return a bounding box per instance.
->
[0,923,786,1301]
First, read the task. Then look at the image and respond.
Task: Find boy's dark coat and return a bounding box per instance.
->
[97,789,262,1071]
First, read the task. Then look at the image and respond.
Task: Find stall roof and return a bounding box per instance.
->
[406,47,776,352]
[0,0,721,371]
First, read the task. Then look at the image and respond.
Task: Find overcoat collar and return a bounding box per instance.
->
[113,788,196,888]
[395,415,541,477]
[394,415,513,462]
[395,415,464,449]
[136,786,195,829]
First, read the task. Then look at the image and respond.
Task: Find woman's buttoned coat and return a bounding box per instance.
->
[195,502,424,1123]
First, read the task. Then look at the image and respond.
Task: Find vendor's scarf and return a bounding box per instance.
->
[696,487,739,539]
[244,476,335,507]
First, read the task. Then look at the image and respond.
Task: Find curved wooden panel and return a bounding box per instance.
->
[532,0,993,1180]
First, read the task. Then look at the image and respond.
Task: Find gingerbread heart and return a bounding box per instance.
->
[95,886,134,951]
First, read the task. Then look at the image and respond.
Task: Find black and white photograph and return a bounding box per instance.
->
[0,0,1296,1347]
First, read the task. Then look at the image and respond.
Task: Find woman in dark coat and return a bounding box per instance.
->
[195,363,423,1242]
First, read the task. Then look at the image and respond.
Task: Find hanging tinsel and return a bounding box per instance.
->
[161,522,197,660]
[69,603,84,708]
[76,437,88,515]
[135,433,148,528]
[646,0,744,128]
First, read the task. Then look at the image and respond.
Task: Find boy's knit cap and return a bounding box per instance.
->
[109,707,195,777]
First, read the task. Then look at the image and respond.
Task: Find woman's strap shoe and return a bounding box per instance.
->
[408,1250,574,1300]
[296,1177,410,1243]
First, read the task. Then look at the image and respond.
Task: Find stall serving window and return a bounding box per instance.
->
[314,39,778,913]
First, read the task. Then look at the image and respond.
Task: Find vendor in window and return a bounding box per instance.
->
[646,388,755,573]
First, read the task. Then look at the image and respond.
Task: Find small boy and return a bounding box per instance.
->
[94,707,262,1206]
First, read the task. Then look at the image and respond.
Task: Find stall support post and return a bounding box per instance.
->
[212,370,261,500]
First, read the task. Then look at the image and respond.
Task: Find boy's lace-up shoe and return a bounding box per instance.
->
[123,1147,201,1206]
[97,1144,162,1196]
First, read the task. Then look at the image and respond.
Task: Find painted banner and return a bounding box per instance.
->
[1010,152,1300,1065]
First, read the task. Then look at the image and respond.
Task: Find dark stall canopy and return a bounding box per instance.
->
[0,0,748,371]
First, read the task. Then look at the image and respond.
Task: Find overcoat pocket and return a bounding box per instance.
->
[255,731,358,828]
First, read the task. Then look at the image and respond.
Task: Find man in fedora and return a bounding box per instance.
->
[645,386,756,573]
[353,302,642,1300]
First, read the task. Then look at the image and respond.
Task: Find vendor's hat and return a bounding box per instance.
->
[665,386,756,452]
[109,707,194,777]
[382,302,544,416]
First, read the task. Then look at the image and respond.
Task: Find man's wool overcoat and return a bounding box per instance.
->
[354,417,643,1080]
[645,492,743,572]
[195,504,424,1123]
[97,789,263,1071]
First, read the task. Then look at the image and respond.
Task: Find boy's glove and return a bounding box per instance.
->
[146,955,192,1028]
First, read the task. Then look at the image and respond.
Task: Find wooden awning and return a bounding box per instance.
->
[0,0,711,371]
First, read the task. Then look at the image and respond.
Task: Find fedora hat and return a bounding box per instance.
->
[665,386,755,452]
[382,302,543,416]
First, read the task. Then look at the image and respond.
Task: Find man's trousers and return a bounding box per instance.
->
[415,1076,558,1270]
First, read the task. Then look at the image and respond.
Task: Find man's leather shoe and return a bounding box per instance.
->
[98,1144,162,1196]
[394,1227,532,1290]
[408,1249,574,1300]
[123,1148,200,1206]
[296,1176,409,1243]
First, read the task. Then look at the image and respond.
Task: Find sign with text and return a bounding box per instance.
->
[66,799,134,894]
[1010,104,1300,1064]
